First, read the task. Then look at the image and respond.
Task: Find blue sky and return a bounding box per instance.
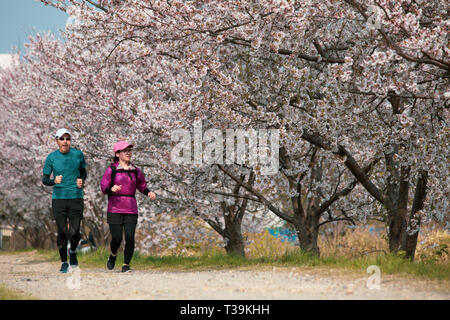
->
[0,0,69,54]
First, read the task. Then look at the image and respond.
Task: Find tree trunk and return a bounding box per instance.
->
[224,222,245,257]
[205,216,246,257]
[300,131,431,260]
[292,200,321,256]
[294,223,320,256]
[222,173,255,257]
[401,170,428,261]
[203,171,255,258]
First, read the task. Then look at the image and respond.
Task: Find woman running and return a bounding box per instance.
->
[100,141,156,272]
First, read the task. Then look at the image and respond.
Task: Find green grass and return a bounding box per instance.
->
[34,247,450,281]
[0,248,35,255]
[317,253,450,281]
[0,285,37,300]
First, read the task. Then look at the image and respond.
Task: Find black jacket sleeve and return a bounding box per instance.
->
[79,167,87,180]
[42,174,55,186]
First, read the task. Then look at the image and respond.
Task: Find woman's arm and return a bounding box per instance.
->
[136,167,150,195]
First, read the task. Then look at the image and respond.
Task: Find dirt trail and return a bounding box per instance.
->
[0,251,448,300]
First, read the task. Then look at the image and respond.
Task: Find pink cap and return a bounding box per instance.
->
[114,141,134,153]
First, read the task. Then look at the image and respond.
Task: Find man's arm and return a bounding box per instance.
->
[79,167,87,180]
[42,155,54,186]
[42,174,55,186]
[77,151,87,188]
[76,167,87,188]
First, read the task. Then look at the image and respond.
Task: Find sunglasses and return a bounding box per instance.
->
[58,137,71,141]
[120,148,133,153]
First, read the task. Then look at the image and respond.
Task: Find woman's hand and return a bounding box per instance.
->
[111,185,122,192]
[148,192,156,200]
[76,178,84,188]
[54,175,62,184]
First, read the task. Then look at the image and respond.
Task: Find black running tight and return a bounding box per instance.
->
[53,199,83,263]
[109,223,136,265]
[55,215,82,262]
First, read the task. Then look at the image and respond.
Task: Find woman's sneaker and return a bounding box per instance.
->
[121,265,132,273]
[60,262,69,273]
[107,254,117,270]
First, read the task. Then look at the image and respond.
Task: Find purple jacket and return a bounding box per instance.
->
[100,162,149,214]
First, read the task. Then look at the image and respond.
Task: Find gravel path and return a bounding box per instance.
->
[0,251,448,300]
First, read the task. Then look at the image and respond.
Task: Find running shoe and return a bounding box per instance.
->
[69,250,78,267]
[107,254,117,270]
[121,265,132,273]
[60,262,69,273]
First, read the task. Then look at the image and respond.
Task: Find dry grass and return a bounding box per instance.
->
[415,226,449,264]
[136,220,449,265]
[319,223,388,259]
[245,222,449,264]
[246,229,297,259]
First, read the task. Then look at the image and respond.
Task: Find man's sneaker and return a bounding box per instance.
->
[60,262,69,273]
[121,265,132,273]
[69,250,78,267]
[107,254,117,270]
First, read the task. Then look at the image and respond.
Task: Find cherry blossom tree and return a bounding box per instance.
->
[1,31,270,256]
[295,0,449,260]
[0,59,59,248]
[2,0,447,261]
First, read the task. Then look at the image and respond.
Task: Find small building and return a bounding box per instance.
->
[0,225,27,250]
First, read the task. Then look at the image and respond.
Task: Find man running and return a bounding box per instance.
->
[42,128,87,273]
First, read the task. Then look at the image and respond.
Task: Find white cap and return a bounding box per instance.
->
[55,128,71,139]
